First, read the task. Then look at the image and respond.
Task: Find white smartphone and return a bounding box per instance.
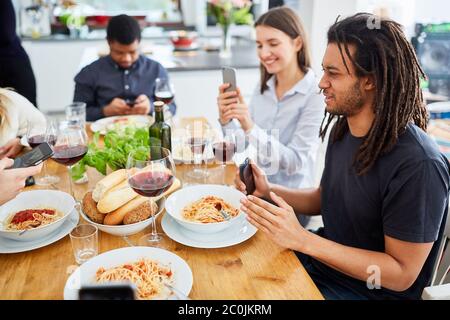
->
[222,67,237,93]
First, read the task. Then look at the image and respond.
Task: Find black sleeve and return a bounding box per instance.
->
[74,69,103,121]
[382,159,449,243]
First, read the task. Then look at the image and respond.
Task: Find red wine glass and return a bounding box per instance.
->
[26,119,60,185]
[212,132,236,185]
[51,121,88,200]
[127,147,176,247]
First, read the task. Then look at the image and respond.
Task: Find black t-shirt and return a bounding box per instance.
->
[316,123,449,299]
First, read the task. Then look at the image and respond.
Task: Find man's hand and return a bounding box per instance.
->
[0,158,43,205]
[103,98,132,117]
[234,159,271,198]
[241,192,308,250]
[0,138,23,159]
[128,94,150,115]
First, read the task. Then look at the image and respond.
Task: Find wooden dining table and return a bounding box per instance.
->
[0,118,324,300]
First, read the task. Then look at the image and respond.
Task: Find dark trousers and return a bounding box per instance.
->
[0,54,37,107]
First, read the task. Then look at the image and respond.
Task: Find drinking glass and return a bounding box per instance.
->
[127,147,176,247]
[185,122,211,180]
[70,224,98,264]
[26,119,60,185]
[212,132,237,185]
[155,78,175,105]
[65,102,86,127]
[51,121,88,200]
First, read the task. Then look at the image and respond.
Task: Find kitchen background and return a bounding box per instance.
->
[11,0,450,126]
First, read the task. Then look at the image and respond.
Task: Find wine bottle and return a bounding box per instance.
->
[149,101,172,152]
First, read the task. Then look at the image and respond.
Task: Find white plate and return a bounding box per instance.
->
[161,212,257,249]
[90,115,151,135]
[63,246,193,300]
[0,209,79,254]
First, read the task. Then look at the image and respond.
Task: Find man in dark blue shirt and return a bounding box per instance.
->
[236,13,450,299]
[74,14,176,121]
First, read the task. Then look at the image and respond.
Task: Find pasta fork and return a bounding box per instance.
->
[214,203,231,221]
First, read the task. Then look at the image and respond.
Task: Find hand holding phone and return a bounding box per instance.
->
[222,67,237,93]
[239,158,256,195]
[11,142,54,169]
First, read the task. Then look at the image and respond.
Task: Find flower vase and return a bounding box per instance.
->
[220,24,232,59]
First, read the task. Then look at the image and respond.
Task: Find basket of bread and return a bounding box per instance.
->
[81,169,181,236]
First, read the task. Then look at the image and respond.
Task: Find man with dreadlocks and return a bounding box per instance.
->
[237,13,450,299]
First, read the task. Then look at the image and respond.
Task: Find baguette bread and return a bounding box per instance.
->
[92,169,126,202]
[104,196,156,225]
[97,180,139,213]
[124,198,158,225]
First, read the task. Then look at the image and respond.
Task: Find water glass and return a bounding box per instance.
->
[70,224,98,264]
[65,102,86,127]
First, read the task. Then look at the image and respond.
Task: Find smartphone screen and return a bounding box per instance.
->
[222,67,237,93]
[11,142,54,169]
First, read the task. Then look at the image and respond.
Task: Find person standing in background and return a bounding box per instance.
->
[0,0,38,108]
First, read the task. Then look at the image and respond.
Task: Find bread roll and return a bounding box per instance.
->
[81,191,106,224]
[104,196,156,225]
[97,181,139,213]
[124,199,158,225]
[92,169,126,202]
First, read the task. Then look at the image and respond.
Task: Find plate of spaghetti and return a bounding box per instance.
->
[165,185,245,234]
[64,247,193,300]
[182,196,240,223]
[0,190,76,242]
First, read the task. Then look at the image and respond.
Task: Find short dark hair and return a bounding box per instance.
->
[106,14,141,44]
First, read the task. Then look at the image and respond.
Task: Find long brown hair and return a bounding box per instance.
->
[254,6,311,94]
[319,13,428,175]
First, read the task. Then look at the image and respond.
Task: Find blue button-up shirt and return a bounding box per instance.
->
[74,55,176,121]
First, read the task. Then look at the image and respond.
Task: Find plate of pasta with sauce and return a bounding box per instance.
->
[0,190,76,242]
[64,247,193,300]
[165,185,245,234]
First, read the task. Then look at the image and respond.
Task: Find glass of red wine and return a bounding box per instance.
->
[212,132,237,185]
[26,119,60,185]
[127,147,176,247]
[52,121,88,200]
[185,122,211,180]
[155,78,175,105]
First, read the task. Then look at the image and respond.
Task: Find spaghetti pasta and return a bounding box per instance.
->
[5,208,62,230]
[182,196,239,223]
[95,259,173,300]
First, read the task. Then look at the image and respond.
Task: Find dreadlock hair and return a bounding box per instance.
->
[319,13,428,176]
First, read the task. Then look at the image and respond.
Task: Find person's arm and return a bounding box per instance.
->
[0,158,43,205]
[234,159,322,215]
[242,159,449,292]
[74,81,104,121]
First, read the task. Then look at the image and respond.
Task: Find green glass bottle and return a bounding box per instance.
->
[149,101,172,152]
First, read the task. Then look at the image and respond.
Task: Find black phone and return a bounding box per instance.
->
[125,98,137,107]
[78,284,136,300]
[11,142,54,169]
[222,66,237,93]
[239,157,256,195]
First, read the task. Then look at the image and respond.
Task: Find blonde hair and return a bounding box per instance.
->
[0,88,14,129]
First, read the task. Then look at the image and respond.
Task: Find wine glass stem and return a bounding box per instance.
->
[222,163,226,185]
[67,165,74,199]
[150,198,158,237]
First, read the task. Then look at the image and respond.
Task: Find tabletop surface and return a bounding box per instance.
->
[0,118,323,300]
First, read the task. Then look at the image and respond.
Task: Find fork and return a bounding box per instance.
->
[165,283,191,300]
